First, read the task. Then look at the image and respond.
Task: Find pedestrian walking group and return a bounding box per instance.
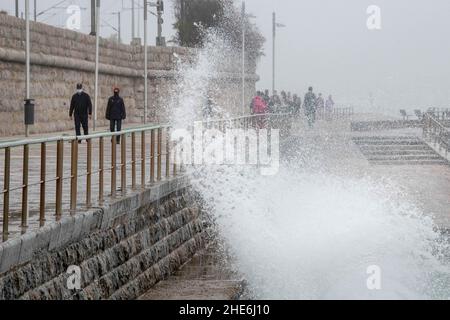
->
[69,83,127,143]
[250,87,335,128]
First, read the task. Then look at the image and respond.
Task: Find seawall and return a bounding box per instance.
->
[0,176,207,300]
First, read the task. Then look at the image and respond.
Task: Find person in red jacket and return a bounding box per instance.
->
[250,91,268,129]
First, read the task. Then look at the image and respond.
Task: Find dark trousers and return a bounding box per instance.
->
[75,115,89,137]
[110,119,122,143]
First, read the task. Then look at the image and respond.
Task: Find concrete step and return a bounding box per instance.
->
[353,136,421,141]
[367,154,444,161]
[358,145,432,152]
[361,150,436,156]
[354,140,425,146]
[370,159,448,166]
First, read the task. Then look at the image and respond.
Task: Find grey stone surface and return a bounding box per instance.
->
[34,225,52,252]
[57,216,76,248]
[47,222,62,251]
[18,232,37,265]
[0,238,21,274]
[70,213,85,243]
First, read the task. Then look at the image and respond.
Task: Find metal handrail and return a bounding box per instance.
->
[0,123,170,149]
[0,122,172,242]
[0,114,293,243]
[423,113,450,156]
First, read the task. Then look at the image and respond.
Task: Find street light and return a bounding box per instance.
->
[94,0,101,131]
[144,0,148,124]
[241,1,256,115]
[272,12,285,95]
[24,0,33,138]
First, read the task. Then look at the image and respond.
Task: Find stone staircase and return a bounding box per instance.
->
[353,136,449,165]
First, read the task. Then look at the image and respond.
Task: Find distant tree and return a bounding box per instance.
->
[173,0,265,65]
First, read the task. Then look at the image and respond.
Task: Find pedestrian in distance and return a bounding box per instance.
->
[316,93,325,116]
[250,91,268,129]
[325,95,335,121]
[106,87,126,144]
[69,83,92,143]
[303,87,317,128]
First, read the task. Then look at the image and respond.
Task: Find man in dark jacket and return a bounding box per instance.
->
[70,83,92,142]
[106,87,126,143]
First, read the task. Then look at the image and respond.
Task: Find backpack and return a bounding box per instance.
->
[253,96,267,114]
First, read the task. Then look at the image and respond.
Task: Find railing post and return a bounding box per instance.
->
[39,143,46,226]
[21,144,29,230]
[121,133,127,194]
[86,139,92,208]
[111,135,117,198]
[157,128,162,181]
[55,139,64,218]
[150,129,155,183]
[99,137,104,203]
[141,131,146,188]
[166,128,170,178]
[131,132,136,189]
[2,147,10,242]
[70,140,79,213]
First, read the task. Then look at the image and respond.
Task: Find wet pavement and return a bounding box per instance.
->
[139,244,244,300]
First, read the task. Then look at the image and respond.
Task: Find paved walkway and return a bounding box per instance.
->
[290,118,450,230]
[139,243,243,300]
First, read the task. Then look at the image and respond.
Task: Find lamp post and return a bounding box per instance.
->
[241,2,245,115]
[93,0,100,131]
[25,0,31,137]
[90,0,95,35]
[143,0,148,124]
[241,2,256,115]
[15,0,19,17]
[131,0,135,39]
[272,12,285,95]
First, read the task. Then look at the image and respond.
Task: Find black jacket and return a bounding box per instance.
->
[70,92,92,117]
[106,95,126,121]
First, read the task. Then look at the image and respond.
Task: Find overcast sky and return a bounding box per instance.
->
[2,0,450,114]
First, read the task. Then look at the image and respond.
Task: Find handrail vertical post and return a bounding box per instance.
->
[111,136,117,198]
[121,133,127,194]
[157,128,162,181]
[39,143,46,226]
[86,139,92,208]
[99,137,104,203]
[131,132,136,189]
[166,128,170,178]
[55,139,63,218]
[141,131,146,188]
[21,144,29,230]
[150,129,155,183]
[2,147,10,242]
[70,139,78,213]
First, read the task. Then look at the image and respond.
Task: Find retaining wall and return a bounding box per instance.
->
[0,14,258,137]
[0,176,207,300]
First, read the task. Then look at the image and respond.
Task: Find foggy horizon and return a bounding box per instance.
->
[1,0,450,115]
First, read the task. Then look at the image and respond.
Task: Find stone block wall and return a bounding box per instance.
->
[0,177,207,300]
[0,14,258,137]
